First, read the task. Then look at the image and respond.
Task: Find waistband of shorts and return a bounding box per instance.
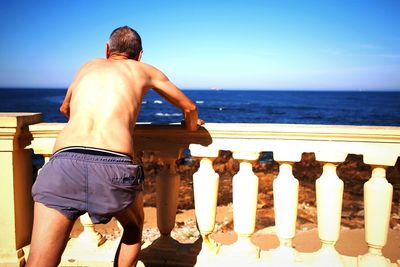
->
[52,146,134,163]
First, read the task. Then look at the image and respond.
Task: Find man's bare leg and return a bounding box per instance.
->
[114,192,144,267]
[26,202,75,267]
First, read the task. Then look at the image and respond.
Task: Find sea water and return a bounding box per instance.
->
[0,88,399,126]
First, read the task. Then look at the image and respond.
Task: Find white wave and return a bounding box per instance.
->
[142,101,147,104]
[195,100,204,104]
[153,100,163,104]
[155,112,182,117]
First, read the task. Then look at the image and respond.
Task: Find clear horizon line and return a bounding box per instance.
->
[0,86,399,92]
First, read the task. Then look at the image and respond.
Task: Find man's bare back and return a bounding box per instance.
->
[54,55,199,157]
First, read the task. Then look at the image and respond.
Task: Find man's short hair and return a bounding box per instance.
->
[109,26,142,60]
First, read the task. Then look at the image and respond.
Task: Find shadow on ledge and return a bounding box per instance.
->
[139,235,203,267]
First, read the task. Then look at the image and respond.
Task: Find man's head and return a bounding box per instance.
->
[107,26,143,60]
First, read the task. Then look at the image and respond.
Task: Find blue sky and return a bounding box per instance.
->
[0,0,399,90]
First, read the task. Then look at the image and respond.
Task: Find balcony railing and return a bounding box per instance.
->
[0,112,399,267]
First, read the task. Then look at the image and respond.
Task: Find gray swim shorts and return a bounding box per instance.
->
[32,147,144,224]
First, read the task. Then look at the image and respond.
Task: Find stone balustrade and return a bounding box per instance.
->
[189,123,399,267]
[0,113,399,266]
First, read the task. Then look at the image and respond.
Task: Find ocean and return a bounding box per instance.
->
[0,88,399,126]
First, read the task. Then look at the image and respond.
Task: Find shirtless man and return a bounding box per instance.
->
[27,26,202,267]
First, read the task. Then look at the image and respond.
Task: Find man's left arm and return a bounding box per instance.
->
[60,87,72,118]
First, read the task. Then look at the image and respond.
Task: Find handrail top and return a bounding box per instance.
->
[27,121,400,165]
[0,112,42,128]
[203,122,400,134]
[202,123,400,142]
[28,122,400,144]
[29,121,400,132]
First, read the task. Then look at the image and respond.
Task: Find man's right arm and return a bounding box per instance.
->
[145,64,202,131]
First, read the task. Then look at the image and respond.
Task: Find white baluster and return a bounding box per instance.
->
[358,167,393,267]
[75,213,106,248]
[271,162,299,265]
[193,157,220,253]
[314,163,344,267]
[227,151,260,259]
[36,155,51,175]
[233,161,259,238]
[43,155,51,164]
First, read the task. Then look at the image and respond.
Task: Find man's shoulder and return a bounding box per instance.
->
[129,60,154,69]
[137,62,162,75]
[85,58,105,64]
[79,58,105,69]
[126,61,162,77]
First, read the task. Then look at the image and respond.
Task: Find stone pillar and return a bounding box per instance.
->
[358,167,393,267]
[140,157,183,265]
[43,155,51,164]
[314,163,344,267]
[156,158,180,237]
[271,162,299,264]
[74,213,106,248]
[0,113,42,266]
[193,157,220,253]
[229,151,260,258]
